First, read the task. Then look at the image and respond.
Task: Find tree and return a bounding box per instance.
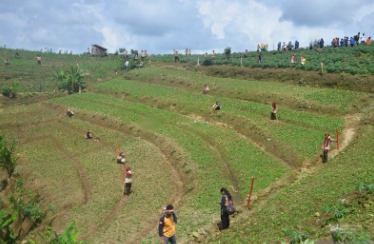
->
[224,47,231,61]
[0,135,18,177]
[57,66,85,94]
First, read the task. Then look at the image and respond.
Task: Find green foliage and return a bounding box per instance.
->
[323,203,352,223]
[1,85,17,98]
[202,58,213,66]
[0,135,18,177]
[286,230,310,244]
[0,208,18,243]
[57,66,85,94]
[224,47,231,61]
[356,182,374,194]
[9,179,41,222]
[332,228,371,243]
[30,222,81,244]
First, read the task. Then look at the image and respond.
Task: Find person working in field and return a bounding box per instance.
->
[270,101,277,120]
[86,131,93,139]
[117,151,126,164]
[124,167,133,195]
[36,55,42,65]
[202,84,210,94]
[66,109,75,117]
[85,131,99,141]
[321,133,336,163]
[213,101,221,111]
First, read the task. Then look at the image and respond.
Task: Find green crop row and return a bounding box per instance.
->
[124,67,365,114]
[94,78,344,161]
[51,93,289,206]
[149,44,374,74]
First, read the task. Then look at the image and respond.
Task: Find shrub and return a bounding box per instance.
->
[1,86,17,98]
[30,222,81,244]
[0,135,18,177]
[323,203,351,223]
[332,228,371,243]
[9,179,41,222]
[286,230,310,244]
[0,209,18,242]
[202,58,213,66]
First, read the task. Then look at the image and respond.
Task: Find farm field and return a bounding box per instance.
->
[0,48,373,243]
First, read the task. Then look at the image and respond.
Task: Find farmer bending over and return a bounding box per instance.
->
[213,101,221,111]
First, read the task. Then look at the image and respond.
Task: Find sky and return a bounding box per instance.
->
[1,0,373,54]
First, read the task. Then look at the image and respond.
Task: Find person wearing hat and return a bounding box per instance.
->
[124,167,133,195]
[321,133,336,163]
[158,204,177,244]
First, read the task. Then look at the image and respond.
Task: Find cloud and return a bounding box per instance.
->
[0,0,373,54]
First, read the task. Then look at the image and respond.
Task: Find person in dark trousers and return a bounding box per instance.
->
[158,204,177,244]
[321,133,336,163]
[86,131,93,139]
[66,109,74,117]
[124,167,133,195]
[270,101,277,120]
[213,101,221,111]
[218,187,232,230]
[36,55,42,65]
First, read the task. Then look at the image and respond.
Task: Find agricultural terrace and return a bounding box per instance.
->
[0,47,373,243]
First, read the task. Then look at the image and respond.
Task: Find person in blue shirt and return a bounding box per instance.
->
[218,187,232,230]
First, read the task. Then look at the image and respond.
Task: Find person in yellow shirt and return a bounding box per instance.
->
[158,204,177,243]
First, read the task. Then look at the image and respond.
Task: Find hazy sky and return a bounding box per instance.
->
[1,0,373,54]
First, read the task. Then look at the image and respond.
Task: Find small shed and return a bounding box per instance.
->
[91,44,108,56]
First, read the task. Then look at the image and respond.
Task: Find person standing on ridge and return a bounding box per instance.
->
[321,133,336,163]
[124,167,133,195]
[271,101,277,120]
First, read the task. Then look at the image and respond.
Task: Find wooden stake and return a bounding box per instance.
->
[247,176,255,209]
[210,96,213,114]
[336,129,339,151]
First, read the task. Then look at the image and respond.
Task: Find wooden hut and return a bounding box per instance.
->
[91,44,108,56]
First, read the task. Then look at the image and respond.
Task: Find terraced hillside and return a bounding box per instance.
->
[1,51,373,243]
